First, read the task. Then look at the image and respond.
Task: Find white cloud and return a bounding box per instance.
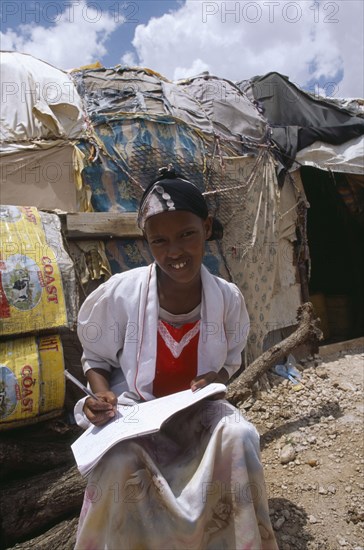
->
[174,58,210,80]
[121,51,138,67]
[0,0,123,70]
[130,0,363,98]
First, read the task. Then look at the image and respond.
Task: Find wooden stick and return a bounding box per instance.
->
[65,212,142,239]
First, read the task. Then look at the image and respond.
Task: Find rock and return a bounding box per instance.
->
[280,444,296,464]
[308,515,318,524]
[241,397,255,410]
[338,381,356,392]
[347,507,364,524]
[306,457,318,467]
[273,516,285,530]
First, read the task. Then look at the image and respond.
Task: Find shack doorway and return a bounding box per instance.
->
[300,166,364,343]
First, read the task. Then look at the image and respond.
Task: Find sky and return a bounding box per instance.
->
[0,0,363,98]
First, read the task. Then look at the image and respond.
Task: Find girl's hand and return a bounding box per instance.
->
[83,391,117,426]
[190,370,227,399]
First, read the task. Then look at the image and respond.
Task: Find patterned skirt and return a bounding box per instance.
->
[75,400,278,550]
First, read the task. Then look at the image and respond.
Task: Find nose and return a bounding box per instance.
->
[167,240,183,258]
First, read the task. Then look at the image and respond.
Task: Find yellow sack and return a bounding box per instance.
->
[0,206,67,336]
[0,334,65,430]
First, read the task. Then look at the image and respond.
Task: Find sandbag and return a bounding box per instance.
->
[0,334,65,430]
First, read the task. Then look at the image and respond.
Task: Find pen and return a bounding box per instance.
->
[64,370,101,401]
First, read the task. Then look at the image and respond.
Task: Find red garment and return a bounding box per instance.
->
[153,319,200,398]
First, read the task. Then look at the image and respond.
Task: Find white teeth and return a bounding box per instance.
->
[171,262,187,270]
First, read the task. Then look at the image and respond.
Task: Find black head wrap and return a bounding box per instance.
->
[138,167,223,241]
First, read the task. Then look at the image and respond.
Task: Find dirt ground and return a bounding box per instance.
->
[243,344,364,550]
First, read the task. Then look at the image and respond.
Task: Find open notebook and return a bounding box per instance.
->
[72,383,226,476]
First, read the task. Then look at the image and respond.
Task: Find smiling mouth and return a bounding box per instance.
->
[170,260,188,270]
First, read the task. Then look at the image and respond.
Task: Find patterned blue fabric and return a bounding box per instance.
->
[78,117,205,214]
[77,116,224,276]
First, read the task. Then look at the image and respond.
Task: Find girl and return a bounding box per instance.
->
[74,168,277,550]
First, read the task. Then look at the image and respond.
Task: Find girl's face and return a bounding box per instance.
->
[144,210,212,286]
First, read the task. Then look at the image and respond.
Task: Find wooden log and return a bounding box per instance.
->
[226,302,323,405]
[7,517,78,550]
[0,418,82,479]
[0,465,86,548]
[65,212,142,239]
[0,440,74,480]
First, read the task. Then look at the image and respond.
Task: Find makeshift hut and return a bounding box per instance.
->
[240,72,364,342]
[69,64,296,364]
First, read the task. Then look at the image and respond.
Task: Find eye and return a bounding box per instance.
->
[150,238,165,245]
[181,230,195,238]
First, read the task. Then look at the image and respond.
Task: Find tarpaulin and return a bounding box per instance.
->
[0,142,90,212]
[178,74,268,148]
[239,72,364,168]
[71,67,267,144]
[1,52,86,147]
[294,135,364,175]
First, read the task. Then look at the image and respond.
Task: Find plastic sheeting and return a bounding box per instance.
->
[1,52,86,148]
[71,67,268,212]
[0,142,90,212]
[294,136,364,175]
[71,67,267,145]
[239,72,364,169]
[177,73,268,148]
